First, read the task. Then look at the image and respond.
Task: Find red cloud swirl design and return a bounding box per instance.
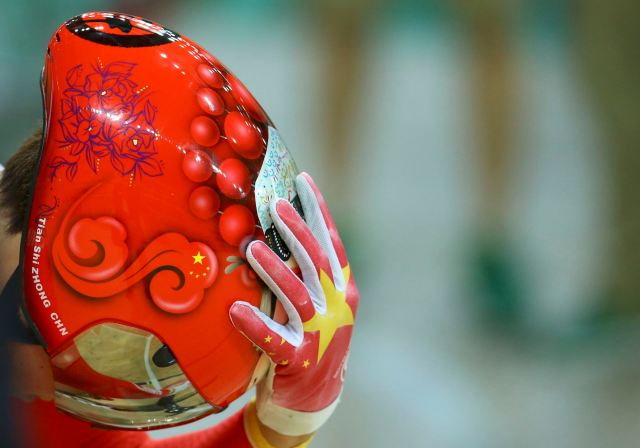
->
[52,189,217,314]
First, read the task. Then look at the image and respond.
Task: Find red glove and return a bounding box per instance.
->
[229,172,359,437]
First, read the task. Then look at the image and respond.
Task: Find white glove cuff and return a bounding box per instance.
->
[256,392,340,437]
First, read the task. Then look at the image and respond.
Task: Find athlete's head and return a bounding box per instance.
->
[2,11,301,429]
[1,131,56,404]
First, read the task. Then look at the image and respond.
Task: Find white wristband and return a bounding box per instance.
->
[255,363,340,437]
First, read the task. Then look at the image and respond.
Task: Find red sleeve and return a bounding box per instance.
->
[14,399,253,448]
[146,409,251,448]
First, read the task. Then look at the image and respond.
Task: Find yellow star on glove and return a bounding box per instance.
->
[303,266,354,363]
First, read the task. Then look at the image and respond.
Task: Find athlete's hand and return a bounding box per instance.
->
[230,172,359,437]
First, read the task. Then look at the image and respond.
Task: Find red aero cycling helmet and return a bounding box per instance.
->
[20,11,300,429]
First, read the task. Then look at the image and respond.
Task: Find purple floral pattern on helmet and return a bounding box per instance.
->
[49,61,163,181]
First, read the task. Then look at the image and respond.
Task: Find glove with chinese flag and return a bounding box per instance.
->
[230,173,359,437]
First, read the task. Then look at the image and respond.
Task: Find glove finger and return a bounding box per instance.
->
[295,173,348,290]
[270,199,331,310]
[229,301,297,364]
[247,240,316,323]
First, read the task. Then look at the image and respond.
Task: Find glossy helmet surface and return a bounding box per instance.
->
[20,11,300,429]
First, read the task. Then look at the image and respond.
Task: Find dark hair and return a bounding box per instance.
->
[0,129,42,234]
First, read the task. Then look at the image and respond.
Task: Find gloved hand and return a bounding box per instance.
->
[230,172,359,437]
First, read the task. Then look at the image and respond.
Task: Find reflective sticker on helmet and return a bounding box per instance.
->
[254,127,299,260]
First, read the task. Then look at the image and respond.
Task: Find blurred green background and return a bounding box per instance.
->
[2,1,640,447]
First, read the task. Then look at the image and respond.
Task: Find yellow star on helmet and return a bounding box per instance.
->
[192,251,206,265]
[303,265,354,363]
